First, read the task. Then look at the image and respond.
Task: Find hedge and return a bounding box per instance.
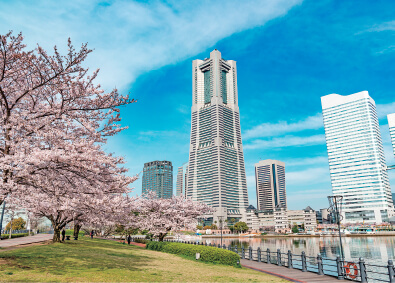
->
[1,233,29,240]
[146,241,240,266]
[134,238,149,244]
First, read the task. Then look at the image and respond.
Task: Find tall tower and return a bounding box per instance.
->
[255,160,287,211]
[142,160,173,199]
[321,91,392,223]
[176,163,188,196]
[388,113,395,157]
[186,50,248,218]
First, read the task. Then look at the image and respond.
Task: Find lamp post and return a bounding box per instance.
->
[328,196,344,260]
[218,216,224,247]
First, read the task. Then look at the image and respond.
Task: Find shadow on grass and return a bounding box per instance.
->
[0,238,153,276]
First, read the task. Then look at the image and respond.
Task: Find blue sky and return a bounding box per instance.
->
[1,0,395,210]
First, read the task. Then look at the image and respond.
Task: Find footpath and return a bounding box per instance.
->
[0,234,52,249]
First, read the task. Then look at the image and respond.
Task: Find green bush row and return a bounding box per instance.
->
[134,238,149,244]
[146,241,240,267]
[1,233,29,239]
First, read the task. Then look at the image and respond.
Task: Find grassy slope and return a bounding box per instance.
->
[0,237,286,282]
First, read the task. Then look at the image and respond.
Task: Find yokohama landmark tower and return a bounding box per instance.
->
[186,50,248,220]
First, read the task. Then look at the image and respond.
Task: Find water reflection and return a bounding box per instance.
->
[201,236,395,264]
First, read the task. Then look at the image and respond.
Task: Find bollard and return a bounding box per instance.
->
[257,247,261,262]
[301,252,307,272]
[277,249,281,266]
[388,260,394,283]
[287,250,293,269]
[267,248,271,264]
[242,247,245,259]
[223,244,226,249]
[359,258,367,283]
[317,254,324,275]
[336,256,344,280]
[249,246,253,260]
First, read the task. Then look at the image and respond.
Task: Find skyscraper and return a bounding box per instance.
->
[186,49,248,219]
[255,160,287,211]
[388,113,395,157]
[176,163,188,196]
[321,91,392,223]
[142,160,173,199]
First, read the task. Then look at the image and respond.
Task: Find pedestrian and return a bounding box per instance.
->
[90,230,94,239]
[61,229,66,242]
[127,234,131,245]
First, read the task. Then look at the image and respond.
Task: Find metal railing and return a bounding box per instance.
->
[1,229,30,235]
[163,239,395,282]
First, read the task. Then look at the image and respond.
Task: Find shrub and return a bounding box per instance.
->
[1,233,29,240]
[146,241,240,266]
[134,238,149,244]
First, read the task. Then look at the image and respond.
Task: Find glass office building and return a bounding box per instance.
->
[255,160,287,211]
[176,163,188,196]
[321,91,392,223]
[388,113,395,157]
[186,50,248,219]
[142,160,173,199]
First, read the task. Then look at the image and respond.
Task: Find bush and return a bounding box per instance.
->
[146,241,240,266]
[134,238,149,244]
[1,233,29,240]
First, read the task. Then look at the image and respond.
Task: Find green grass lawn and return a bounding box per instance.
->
[0,237,286,282]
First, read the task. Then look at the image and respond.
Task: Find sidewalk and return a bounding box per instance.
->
[0,234,52,248]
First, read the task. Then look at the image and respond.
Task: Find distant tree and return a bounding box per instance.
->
[210,224,218,230]
[301,224,305,231]
[196,225,203,230]
[203,225,211,230]
[292,225,299,234]
[229,225,234,233]
[6,217,26,231]
[234,222,249,233]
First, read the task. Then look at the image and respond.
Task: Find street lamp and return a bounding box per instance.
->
[328,196,344,260]
[218,216,224,247]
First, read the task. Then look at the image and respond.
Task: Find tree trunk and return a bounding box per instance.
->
[73,223,82,240]
[53,228,61,243]
[158,233,167,242]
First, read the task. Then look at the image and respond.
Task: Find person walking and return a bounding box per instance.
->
[90,230,94,239]
[127,234,131,245]
[61,229,66,242]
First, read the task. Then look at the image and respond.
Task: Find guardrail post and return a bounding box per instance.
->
[277,249,281,266]
[301,252,307,272]
[359,258,367,283]
[249,247,253,260]
[267,248,271,264]
[336,256,344,280]
[388,260,394,283]
[288,250,293,269]
[317,254,324,275]
[257,248,261,262]
[242,247,245,259]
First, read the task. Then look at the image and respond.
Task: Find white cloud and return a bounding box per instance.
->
[363,20,395,33]
[286,167,330,185]
[377,101,395,119]
[0,0,303,91]
[285,156,328,166]
[244,134,325,150]
[243,113,323,140]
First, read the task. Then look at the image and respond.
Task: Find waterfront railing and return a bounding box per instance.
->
[163,239,395,283]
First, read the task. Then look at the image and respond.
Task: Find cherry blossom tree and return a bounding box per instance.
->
[0,32,136,202]
[136,192,210,241]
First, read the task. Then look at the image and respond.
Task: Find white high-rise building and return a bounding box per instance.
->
[321,91,392,224]
[255,160,287,211]
[388,113,395,157]
[186,50,248,220]
[176,163,188,196]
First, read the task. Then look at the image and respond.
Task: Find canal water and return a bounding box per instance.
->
[201,236,395,265]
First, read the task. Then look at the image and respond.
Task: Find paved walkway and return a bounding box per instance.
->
[0,234,52,248]
[241,259,341,283]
